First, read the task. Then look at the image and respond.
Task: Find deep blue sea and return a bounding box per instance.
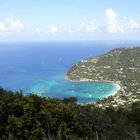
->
[0,41,139,103]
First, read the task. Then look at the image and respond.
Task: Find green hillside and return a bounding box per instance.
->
[66,47,140,106]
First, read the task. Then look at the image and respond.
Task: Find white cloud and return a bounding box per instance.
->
[128,19,139,29]
[80,19,97,32]
[0,22,6,32]
[105,8,124,33]
[0,15,25,33]
[50,25,59,34]
[5,15,25,32]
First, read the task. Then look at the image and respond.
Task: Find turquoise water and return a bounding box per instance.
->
[0,41,137,103]
[27,75,118,103]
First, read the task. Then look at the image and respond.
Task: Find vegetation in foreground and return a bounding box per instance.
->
[0,88,140,140]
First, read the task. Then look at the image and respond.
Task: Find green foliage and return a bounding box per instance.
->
[0,87,140,140]
[63,97,78,104]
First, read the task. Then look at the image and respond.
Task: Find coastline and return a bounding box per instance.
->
[64,75,121,100]
[105,82,121,97]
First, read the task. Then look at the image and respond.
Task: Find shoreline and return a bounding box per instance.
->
[64,75,122,100]
[105,82,121,97]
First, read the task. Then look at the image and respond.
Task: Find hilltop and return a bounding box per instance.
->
[66,47,140,107]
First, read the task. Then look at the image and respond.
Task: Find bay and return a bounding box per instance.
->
[0,41,139,103]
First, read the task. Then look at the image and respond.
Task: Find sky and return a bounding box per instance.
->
[0,0,140,41]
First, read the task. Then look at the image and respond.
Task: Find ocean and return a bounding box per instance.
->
[0,40,139,103]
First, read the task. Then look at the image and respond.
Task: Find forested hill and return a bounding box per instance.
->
[66,47,140,83]
[66,47,140,106]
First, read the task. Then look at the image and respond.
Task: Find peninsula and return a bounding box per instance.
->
[65,47,140,107]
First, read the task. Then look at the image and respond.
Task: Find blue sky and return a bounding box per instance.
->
[0,0,140,41]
